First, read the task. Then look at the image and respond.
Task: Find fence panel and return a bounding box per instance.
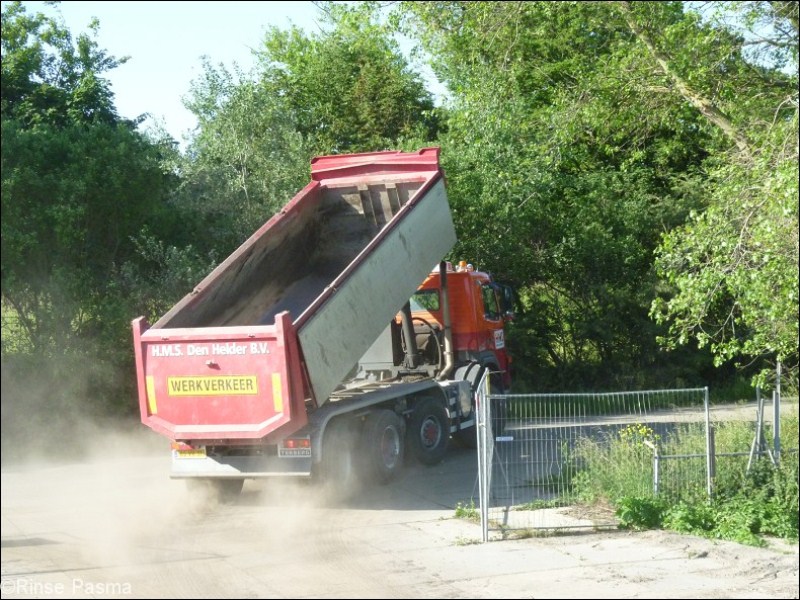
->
[475,378,799,541]
[476,387,709,537]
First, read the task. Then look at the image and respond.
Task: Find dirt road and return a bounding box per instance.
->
[1,427,797,599]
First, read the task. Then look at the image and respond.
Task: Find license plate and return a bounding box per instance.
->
[278,448,311,458]
[174,447,207,459]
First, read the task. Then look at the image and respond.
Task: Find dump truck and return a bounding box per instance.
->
[132,147,512,499]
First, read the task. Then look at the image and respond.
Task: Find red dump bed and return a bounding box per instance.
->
[132,148,455,443]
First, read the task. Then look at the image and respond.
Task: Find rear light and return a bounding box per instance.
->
[278,437,312,458]
[282,438,311,449]
[171,441,195,451]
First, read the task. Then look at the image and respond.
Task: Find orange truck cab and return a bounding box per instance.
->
[409,261,513,392]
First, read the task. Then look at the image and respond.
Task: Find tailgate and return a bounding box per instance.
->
[132,312,307,441]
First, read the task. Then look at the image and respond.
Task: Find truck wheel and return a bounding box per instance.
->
[452,362,481,448]
[362,410,404,483]
[456,380,504,446]
[407,397,450,465]
[213,479,244,503]
[319,417,361,498]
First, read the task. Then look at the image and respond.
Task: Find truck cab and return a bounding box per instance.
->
[410,261,513,392]
[354,260,513,394]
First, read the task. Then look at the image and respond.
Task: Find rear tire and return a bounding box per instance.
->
[214,478,244,503]
[319,417,361,498]
[407,397,450,465]
[362,409,404,483]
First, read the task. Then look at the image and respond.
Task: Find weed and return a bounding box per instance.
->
[454,536,481,546]
[454,499,479,522]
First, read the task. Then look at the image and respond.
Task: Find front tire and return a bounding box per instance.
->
[319,417,361,498]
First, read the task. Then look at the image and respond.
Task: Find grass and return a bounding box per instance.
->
[461,396,798,546]
[513,498,569,511]
[568,415,799,546]
[453,536,481,546]
[454,499,479,522]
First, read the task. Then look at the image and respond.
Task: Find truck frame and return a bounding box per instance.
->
[132,148,511,499]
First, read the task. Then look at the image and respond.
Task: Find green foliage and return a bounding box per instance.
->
[651,143,800,389]
[119,230,218,325]
[570,415,799,545]
[177,3,442,257]
[258,2,440,155]
[454,499,479,521]
[1,3,180,427]
[1,117,174,354]
[394,1,798,392]
[1,1,122,126]
[617,461,800,546]
[181,60,310,251]
[661,501,717,535]
[659,462,800,548]
[762,456,800,539]
[570,424,660,503]
[394,1,721,391]
[617,1,800,389]
[616,496,667,530]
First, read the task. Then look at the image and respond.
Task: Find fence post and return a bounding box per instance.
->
[773,361,781,464]
[704,386,715,499]
[747,388,765,473]
[644,439,659,496]
[476,371,490,543]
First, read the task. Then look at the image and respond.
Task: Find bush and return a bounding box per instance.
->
[567,416,799,545]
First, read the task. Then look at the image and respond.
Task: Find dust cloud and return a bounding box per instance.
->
[0,354,344,591]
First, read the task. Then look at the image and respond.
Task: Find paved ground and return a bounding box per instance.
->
[1,426,798,599]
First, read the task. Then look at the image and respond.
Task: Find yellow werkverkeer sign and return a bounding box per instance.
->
[167,376,258,396]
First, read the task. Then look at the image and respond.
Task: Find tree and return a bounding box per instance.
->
[1,3,184,430]
[396,1,716,390]
[615,1,799,388]
[390,1,799,391]
[1,0,120,127]
[257,2,440,155]
[179,60,310,251]
[1,119,175,353]
[177,2,443,256]
[1,2,177,356]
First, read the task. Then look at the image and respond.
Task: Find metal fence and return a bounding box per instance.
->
[475,375,798,542]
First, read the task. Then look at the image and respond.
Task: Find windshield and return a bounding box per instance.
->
[410,289,440,312]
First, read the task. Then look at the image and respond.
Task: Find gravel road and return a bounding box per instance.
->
[1,426,797,599]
